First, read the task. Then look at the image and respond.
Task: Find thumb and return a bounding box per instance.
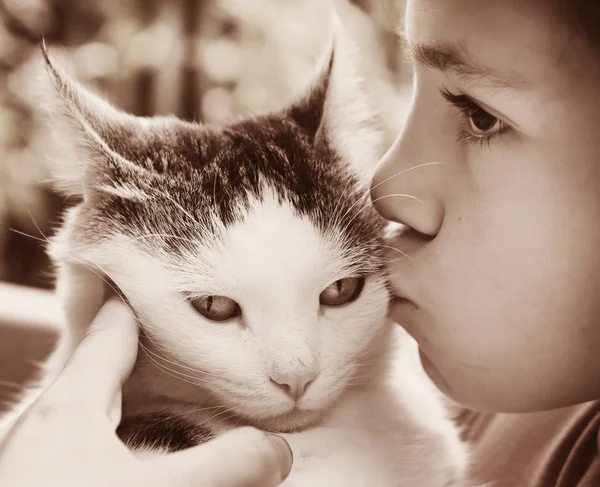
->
[150,427,294,487]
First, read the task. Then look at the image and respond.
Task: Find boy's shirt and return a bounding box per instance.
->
[458,401,600,486]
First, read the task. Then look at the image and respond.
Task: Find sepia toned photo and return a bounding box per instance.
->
[0,1,599,486]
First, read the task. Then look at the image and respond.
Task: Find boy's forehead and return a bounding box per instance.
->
[405,0,586,90]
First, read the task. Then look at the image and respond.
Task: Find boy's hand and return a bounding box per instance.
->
[0,297,293,487]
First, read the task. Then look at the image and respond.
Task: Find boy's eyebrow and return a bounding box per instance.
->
[404,38,526,90]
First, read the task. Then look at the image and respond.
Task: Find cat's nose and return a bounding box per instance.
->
[270,370,318,401]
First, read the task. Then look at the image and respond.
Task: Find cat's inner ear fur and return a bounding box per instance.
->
[40,42,149,201]
[287,14,385,185]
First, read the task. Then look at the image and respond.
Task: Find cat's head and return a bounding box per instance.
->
[44,17,392,432]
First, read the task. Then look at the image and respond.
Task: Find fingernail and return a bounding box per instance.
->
[267,433,294,480]
[103,280,130,307]
[102,283,117,304]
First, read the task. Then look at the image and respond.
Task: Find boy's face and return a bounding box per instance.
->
[372,0,600,412]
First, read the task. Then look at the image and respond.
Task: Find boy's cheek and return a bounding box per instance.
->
[423,286,600,412]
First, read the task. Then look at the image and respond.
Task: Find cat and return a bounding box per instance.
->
[2,12,468,487]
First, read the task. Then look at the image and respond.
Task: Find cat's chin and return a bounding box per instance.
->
[238,406,326,433]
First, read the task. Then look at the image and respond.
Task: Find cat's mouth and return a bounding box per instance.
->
[231,405,326,433]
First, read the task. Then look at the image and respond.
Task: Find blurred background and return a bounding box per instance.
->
[0,0,411,291]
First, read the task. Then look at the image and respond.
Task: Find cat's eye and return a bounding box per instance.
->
[191,295,240,321]
[319,277,365,307]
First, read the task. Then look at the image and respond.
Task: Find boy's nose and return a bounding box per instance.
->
[370,140,445,237]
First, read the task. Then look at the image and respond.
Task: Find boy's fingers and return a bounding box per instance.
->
[152,427,294,487]
[49,298,139,415]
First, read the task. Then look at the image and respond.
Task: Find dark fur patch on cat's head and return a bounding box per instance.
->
[41,17,387,274]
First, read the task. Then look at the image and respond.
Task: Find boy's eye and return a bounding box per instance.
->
[440,87,507,140]
[191,295,240,321]
[468,108,502,136]
[319,277,365,307]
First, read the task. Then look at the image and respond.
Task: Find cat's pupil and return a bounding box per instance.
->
[319,277,365,307]
[190,295,239,322]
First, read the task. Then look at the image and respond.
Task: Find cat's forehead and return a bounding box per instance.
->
[186,190,356,298]
[100,112,378,230]
[82,113,385,277]
[81,188,382,304]
[119,114,314,176]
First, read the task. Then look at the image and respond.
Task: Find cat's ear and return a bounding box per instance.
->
[287,12,385,185]
[39,42,150,201]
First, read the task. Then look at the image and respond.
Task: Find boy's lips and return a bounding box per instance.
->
[390,295,417,309]
[388,296,419,329]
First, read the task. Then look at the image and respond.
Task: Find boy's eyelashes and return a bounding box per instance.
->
[439,87,511,148]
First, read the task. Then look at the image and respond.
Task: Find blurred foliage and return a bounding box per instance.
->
[0,0,408,289]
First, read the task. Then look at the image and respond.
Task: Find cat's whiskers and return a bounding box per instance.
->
[138,341,235,389]
[379,244,413,261]
[198,383,250,412]
[329,173,360,229]
[201,403,244,424]
[346,374,378,384]
[230,405,249,428]
[138,344,249,411]
[344,361,382,387]
[339,353,386,386]
[332,161,445,231]
[150,404,241,431]
[10,226,124,308]
[184,403,244,427]
[368,161,445,195]
[11,234,134,313]
[27,209,50,244]
[10,220,137,319]
[345,193,424,232]
[137,327,268,417]
[328,189,371,238]
[183,393,242,415]
[137,343,209,383]
[137,348,221,389]
[227,395,257,427]
[178,404,224,415]
[327,161,444,259]
[138,341,224,388]
[349,360,378,369]
[9,229,48,245]
[138,343,224,391]
[137,332,234,380]
[137,329,252,392]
